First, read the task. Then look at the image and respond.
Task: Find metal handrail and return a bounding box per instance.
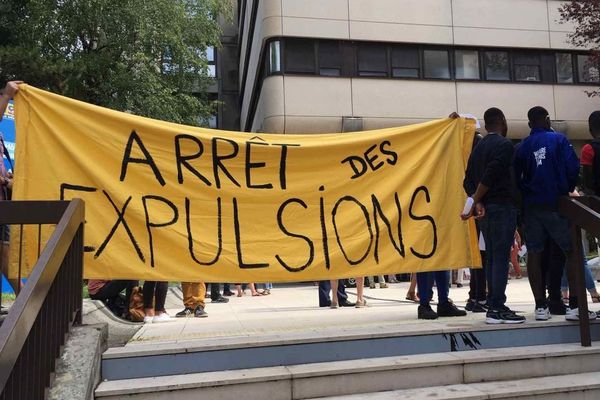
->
[0,199,85,399]
[558,195,600,347]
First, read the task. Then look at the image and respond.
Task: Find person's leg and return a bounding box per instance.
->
[355,277,367,307]
[249,283,260,296]
[416,272,432,307]
[318,280,332,307]
[143,281,157,316]
[434,270,450,304]
[235,284,243,297]
[522,209,548,310]
[210,283,220,301]
[223,283,233,295]
[547,239,566,304]
[154,282,169,314]
[330,279,339,308]
[378,275,388,288]
[181,282,195,310]
[368,276,376,289]
[336,279,349,304]
[487,206,517,310]
[406,273,418,301]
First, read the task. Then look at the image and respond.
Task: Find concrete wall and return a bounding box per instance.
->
[239,0,598,139]
[253,75,599,141]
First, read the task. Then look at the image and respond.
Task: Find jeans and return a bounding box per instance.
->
[480,204,517,310]
[416,270,449,307]
[561,257,597,292]
[318,280,348,307]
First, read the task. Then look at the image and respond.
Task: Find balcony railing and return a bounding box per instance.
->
[0,200,85,399]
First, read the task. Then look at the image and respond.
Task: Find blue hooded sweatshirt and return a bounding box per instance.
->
[513,128,579,208]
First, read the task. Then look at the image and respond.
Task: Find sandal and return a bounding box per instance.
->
[251,292,263,296]
[591,294,600,303]
[405,291,419,302]
[355,299,368,308]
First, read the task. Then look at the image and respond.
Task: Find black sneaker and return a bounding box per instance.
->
[465,300,487,312]
[194,306,208,318]
[418,305,438,320]
[175,307,194,318]
[211,296,229,303]
[485,307,525,324]
[339,300,356,307]
[223,290,235,296]
[437,301,467,317]
[548,300,567,315]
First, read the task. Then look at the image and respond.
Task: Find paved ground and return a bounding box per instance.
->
[125,278,600,348]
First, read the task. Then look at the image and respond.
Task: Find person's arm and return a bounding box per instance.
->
[0,81,22,122]
[580,144,596,195]
[562,138,580,192]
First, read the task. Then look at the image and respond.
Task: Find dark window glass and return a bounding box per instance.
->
[268,41,281,74]
[514,52,541,82]
[540,53,555,83]
[391,47,420,78]
[455,50,480,80]
[319,41,341,76]
[423,50,450,79]
[357,44,388,77]
[484,51,509,81]
[556,53,573,83]
[578,55,600,83]
[285,38,315,73]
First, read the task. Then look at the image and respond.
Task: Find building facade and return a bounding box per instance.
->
[230,0,599,145]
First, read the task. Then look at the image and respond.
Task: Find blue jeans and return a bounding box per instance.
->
[416,271,449,307]
[561,257,597,292]
[480,204,517,310]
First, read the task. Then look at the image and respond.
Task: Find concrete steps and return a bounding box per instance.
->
[95,342,600,399]
[316,372,600,400]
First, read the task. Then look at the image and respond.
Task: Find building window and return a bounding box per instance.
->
[285,38,315,73]
[206,46,216,77]
[578,54,600,83]
[268,40,281,74]
[556,53,573,83]
[318,41,341,76]
[484,51,510,81]
[357,43,388,77]
[513,52,541,82]
[455,50,480,80]
[391,46,420,78]
[423,49,450,79]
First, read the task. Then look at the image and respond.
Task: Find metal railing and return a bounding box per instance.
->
[0,200,85,399]
[559,195,600,347]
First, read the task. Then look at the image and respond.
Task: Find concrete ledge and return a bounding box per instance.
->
[48,324,108,400]
[95,342,600,399]
[316,372,600,400]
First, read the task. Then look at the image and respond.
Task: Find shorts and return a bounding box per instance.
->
[522,208,571,253]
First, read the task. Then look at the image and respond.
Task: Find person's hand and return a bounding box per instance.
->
[448,112,460,119]
[2,81,23,98]
[473,202,485,219]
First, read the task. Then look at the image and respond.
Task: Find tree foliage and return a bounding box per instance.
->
[0,0,232,125]
[560,0,600,96]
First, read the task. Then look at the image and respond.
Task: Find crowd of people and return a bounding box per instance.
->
[2,81,600,325]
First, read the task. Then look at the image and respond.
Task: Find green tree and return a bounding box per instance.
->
[560,0,600,96]
[0,0,232,125]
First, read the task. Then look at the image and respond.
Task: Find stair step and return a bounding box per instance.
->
[101,320,600,380]
[95,342,600,399]
[314,372,600,399]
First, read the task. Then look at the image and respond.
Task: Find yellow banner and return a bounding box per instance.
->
[13,85,480,282]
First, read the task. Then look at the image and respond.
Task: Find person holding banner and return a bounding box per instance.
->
[463,107,524,324]
[0,81,21,294]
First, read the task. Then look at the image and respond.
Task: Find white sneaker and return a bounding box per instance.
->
[153,313,174,323]
[143,315,153,324]
[535,307,551,321]
[565,307,598,321]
